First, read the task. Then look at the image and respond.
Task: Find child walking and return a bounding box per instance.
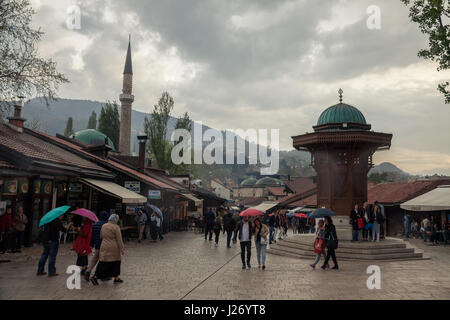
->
[310,220,325,269]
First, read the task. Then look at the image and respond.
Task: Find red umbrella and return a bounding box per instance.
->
[72,208,99,222]
[295,213,308,218]
[239,208,264,217]
[268,213,274,216]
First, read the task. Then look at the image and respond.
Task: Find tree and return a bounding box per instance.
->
[144,92,174,170]
[98,101,120,150]
[87,110,97,129]
[0,0,69,117]
[401,0,450,103]
[64,117,74,137]
[144,92,193,174]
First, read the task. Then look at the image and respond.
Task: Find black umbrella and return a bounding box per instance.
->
[309,208,336,218]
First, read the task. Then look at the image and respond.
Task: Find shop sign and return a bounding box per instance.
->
[43,181,53,195]
[69,183,83,193]
[34,180,41,194]
[18,179,29,194]
[3,179,18,195]
[126,205,145,215]
[124,181,140,193]
[148,190,161,199]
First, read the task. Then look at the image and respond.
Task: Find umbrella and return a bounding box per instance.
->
[239,208,264,217]
[39,205,71,227]
[309,208,335,219]
[268,213,274,216]
[295,213,308,218]
[147,204,163,220]
[71,208,99,223]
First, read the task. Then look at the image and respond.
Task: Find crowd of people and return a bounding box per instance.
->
[403,213,449,245]
[349,201,386,242]
[0,204,28,254]
[35,205,165,285]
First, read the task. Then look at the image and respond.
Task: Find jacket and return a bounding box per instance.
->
[324,223,338,241]
[235,220,254,241]
[222,213,236,232]
[213,219,222,232]
[72,220,92,256]
[12,211,28,232]
[90,212,108,250]
[135,213,147,226]
[204,210,216,227]
[349,210,361,230]
[253,223,269,242]
[0,213,13,233]
[99,221,124,262]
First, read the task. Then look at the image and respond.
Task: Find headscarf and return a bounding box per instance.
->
[108,213,119,224]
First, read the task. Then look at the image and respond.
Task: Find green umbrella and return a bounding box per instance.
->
[39,205,71,227]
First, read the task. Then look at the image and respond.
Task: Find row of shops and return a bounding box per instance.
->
[0,111,227,246]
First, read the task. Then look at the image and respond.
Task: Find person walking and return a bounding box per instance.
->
[421,217,431,242]
[213,216,222,247]
[236,215,253,269]
[85,211,109,281]
[267,213,275,244]
[310,220,325,269]
[321,216,339,270]
[253,217,269,270]
[90,214,125,285]
[222,210,236,248]
[203,208,215,241]
[72,218,93,275]
[0,206,13,253]
[232,212,240,243]
[404,213,411,240]
[151,211,164,241]
[149,212,158,242]
[37,216,73,276]
[350,204,362,242]
[134,209,147,243]
[11,205,28,253]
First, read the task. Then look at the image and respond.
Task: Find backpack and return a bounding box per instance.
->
[38,224,51,243]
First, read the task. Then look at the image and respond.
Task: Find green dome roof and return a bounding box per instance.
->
[240,177,258,186]
[71,129,116,151]
[255,177,284,186]
[317,103,366,126]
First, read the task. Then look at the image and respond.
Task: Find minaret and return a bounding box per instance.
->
[119,35,134,155]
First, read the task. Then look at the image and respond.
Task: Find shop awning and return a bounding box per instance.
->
[180,193,203,206]
[401,185,450,211]
[250,201,279,213]
[80,178,147,204]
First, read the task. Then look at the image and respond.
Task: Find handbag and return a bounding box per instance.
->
[314,238,324,253]
[357,217,364,229]
[326,231,338,250]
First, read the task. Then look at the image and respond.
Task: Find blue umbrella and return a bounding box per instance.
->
[147,204,163,220]
[39,205,71,227]
[309,208,335,219]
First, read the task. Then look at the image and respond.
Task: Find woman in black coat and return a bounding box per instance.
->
[321,216,339,270]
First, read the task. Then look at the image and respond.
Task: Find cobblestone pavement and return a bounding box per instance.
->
[0,232,449,300]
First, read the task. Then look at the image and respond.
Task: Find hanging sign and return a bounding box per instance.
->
[124,181,140,193]
[148,190,161,199]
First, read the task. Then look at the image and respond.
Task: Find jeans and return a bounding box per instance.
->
[323,247,338,267]
[12,231,24,251]
[214,230,220,244]
[312,253,322,266]
[204,225,213,240]
[0,232,11,252]
[38,241,59,275]
[226,230,233,247]
[157,226,164,240]
[352,229,359,241]
[255,241,267,266]
[269,226,275,243]
[240,241,251,266]
[372,222,380,241]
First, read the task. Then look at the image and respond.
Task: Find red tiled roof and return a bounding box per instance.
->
[267,187,285,196]
[284,177,316,194]
[28,129,177,191]
[288,194,317,207]
[0,159,15,169]
[240,197,266,206]
[367,179,450,204]
[0,124,109,173]
[278,186,317,205]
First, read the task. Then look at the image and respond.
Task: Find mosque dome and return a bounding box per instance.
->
[71,129,116,151]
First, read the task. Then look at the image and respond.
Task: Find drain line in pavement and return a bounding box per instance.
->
[180,252,240,300]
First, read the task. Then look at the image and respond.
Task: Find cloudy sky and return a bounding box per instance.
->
[29,0,450,174]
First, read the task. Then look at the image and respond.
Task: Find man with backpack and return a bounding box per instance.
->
[37,215,72,277]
